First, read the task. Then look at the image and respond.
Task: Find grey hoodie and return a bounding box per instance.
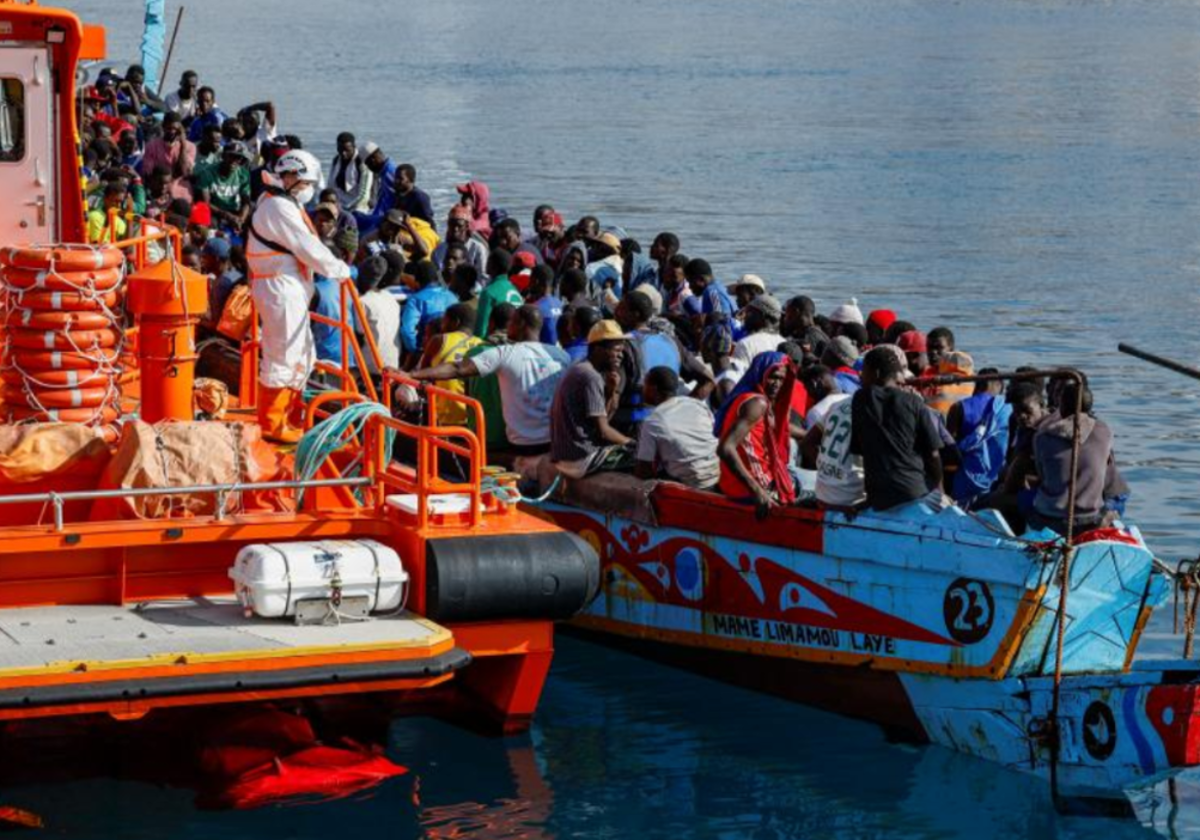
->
[1032,412,1124,520]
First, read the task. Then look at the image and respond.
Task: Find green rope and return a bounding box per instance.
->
[295,402,395,506]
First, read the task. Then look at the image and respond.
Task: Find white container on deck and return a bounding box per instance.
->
[229,539,407,618]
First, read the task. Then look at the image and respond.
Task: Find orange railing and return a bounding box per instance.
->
[364,408,485,529]
[98,215,495,527]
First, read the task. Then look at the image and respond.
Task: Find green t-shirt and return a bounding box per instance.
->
[474,276,524,339]
[466,337,509,451]
[195,165,250,215]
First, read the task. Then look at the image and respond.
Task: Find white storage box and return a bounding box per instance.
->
[229,539,407,619]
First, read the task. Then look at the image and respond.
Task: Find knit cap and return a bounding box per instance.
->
[829,298,864,326]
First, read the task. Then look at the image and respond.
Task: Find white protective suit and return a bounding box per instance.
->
[246,192,351,389]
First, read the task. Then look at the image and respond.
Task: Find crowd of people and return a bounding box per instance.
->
[78,66,1130,538]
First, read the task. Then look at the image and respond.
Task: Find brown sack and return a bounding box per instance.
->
[0,424,111,484]
[90,420,293,521]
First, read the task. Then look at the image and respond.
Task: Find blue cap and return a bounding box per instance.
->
[203,237,232,259]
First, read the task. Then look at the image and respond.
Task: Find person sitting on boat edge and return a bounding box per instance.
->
[410,305,570,458]
[635,367,720,490]
[975,381,1045,533]
[715,352,798,518]
[1029,378,1130,537]
[550,320,636,480]
[850,345,944,512]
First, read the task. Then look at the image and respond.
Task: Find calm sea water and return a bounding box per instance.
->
[42,0,1200,835]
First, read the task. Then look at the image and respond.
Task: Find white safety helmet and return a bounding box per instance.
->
[274,149,322,184]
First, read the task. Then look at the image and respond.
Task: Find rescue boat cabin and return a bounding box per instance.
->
[0,3,597,734]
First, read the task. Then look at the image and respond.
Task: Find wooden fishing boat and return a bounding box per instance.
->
[0,1,597,740]
[530,438,1200,810]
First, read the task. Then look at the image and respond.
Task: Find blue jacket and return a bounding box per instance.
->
[187,108,231,143]
[313,275,357,367]
[400,284,458,354]
[353,158,398,235]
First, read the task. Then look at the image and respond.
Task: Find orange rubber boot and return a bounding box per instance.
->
[257,386,302,444]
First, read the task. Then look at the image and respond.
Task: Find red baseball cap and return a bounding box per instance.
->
[896,330,927,353]
[510,251,536,271]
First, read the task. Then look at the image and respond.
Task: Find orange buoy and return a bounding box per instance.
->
[7,328,121,351]
[2,245,124,272]
[1,244,126,429]
[8,349,121,370]
[5,309,112,331]
[0,369,106,388]
[1,266,122,292]
[4,405,119,424]
[2,385,112,409]
[12,289,121,311]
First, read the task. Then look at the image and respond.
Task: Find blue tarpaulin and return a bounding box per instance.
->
[139,0,167,92]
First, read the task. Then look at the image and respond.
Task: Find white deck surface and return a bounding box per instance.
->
[0,598,444,672]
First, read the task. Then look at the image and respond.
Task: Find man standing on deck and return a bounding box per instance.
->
[246,150,351,443]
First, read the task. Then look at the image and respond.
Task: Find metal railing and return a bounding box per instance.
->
[0,476,370,532]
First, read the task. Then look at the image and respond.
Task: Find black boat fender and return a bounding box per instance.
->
[424,532,600,623]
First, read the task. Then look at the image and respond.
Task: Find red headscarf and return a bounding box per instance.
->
[455,181,492,240]
[715,352,797,504]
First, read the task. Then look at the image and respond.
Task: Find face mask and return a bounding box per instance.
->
[292,183,315,206]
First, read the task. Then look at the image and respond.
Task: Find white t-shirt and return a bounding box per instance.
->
[815,397,866,507]
[730,331,783,376]
[636,396,720,489]
[470,342,570,445]
[806,392,850,431]
[359,290,401,373]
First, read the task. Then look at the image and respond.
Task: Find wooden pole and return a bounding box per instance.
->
[156,6,186,97]
[1118,343,1200,383]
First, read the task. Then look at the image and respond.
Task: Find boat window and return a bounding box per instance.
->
[0,78,25,163]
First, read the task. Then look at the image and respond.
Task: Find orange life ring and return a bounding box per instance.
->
[2,385,112,409]
[4,404,119,424]
[1,266,123,293]
[12,289,121,311]
[7,328,121,351]
[0,369,111,388]
[1,246,124,272]
[5,309,112,331]
[6,349,121,370]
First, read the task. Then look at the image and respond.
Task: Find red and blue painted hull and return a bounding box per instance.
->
[536,481,1200,800]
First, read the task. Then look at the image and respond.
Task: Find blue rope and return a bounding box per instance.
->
[294,402,395,505]
[480,474,561,505]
